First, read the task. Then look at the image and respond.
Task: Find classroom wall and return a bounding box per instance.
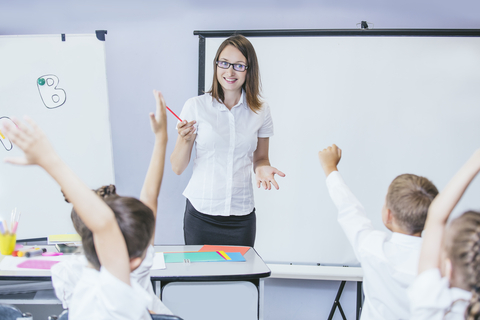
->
[2,1,479,319]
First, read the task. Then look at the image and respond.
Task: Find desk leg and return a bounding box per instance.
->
[327,281,347,320]
[258,279,265,320]
[155,280,162,299]
[356,281,363,320]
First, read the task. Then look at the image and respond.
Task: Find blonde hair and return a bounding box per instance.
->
[445,211,480,320]
[386,174,438,234]
[207,34,263,113]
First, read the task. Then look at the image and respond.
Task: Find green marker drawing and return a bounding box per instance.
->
[38,78,45,86]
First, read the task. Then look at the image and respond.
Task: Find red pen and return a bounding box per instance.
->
[166,106,183,122]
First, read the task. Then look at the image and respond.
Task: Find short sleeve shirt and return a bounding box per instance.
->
[51,246,172,315]
[69,267,152,320]
[180,91,274,216]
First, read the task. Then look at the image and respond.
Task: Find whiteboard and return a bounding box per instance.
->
[0,33,115,240]
[202,32,480,266]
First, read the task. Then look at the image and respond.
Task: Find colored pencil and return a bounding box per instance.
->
[166,106,183,122]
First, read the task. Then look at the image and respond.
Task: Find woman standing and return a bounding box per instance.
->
[171,35,284,247]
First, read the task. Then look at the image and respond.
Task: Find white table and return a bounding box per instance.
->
[268,263,364,320]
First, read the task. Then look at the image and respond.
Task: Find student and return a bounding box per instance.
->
[408,149,480,320]
[318,144,438,320]
[3,91,169,319]
[51,90,171,315]
[170,34,285,247]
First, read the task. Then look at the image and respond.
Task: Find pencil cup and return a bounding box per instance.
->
[0,233,16,255]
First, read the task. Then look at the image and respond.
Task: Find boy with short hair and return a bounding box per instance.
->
[318,144,438,320]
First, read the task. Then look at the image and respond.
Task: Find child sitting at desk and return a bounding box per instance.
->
[408,149,480,319]
[51,90,171,315]
[318,144,438,320]
[3,91,170,319]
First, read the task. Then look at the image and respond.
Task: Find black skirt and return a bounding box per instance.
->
[183,199,256,247]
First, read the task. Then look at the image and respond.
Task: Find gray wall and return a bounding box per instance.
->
[2,1,478,319]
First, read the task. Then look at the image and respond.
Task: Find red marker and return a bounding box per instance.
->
[166,106,183,122]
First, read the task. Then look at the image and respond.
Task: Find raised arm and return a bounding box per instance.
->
[418,149,480,273]
[3,118,131,285]
[318,144,342,177]
[253,138,285,190]
[318,144,376,259]
[139,90,168,244]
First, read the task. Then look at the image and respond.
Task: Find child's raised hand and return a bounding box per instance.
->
[176,120,196,142]
[150,90,168,137]
[2,117,59,168]
[318,144,342,177]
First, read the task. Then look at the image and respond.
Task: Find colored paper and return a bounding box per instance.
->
[17,259,60,270]
[151,252,166,270]
[222,252,246,262]
[0,255,72,271]
[217,251,231,260]
[199,245,251,255]
[48,234,81,244]
[164,251,227,263]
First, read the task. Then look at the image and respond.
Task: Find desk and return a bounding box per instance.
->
[0,245,57,282]
[0,245,271,320]
[151,246,270,320]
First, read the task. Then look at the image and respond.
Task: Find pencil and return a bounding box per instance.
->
[166,106,183,122]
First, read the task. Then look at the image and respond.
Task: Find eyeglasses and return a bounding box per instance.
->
[216,61,248,72]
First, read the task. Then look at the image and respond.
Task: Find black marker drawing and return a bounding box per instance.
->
[0,117,15,151]
[37,75,67,109]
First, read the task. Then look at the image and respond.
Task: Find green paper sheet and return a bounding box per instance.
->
[164,251,226,263]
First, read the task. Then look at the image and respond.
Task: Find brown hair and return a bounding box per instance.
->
[386,174,438,234]
[207,34,263,113]
[445,211,480,320]
[67,185,154,270]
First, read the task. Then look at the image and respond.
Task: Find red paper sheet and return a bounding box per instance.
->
[198,245,251,256]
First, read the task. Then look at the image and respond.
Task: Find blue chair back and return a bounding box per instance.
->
[48,310,183,320]
[0,304,29,319]
[151,315,184,320]
[57,310,69,320]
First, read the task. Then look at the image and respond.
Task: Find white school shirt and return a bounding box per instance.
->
[326,171,423,320]
[408,268,472,320]
[51,245,172,315]
[69,266,151,320]
[180,91,274,216]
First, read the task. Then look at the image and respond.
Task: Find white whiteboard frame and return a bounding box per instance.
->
[196,29,480,266]
[0,32,115,240]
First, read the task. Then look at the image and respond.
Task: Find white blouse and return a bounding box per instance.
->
[180,91,274,216]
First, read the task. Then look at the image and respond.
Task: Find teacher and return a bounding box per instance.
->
[170,34,285,247]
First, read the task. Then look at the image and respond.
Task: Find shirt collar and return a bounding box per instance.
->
[390,232,423,245]
[211,90,247,111]
[450,287,473,302]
